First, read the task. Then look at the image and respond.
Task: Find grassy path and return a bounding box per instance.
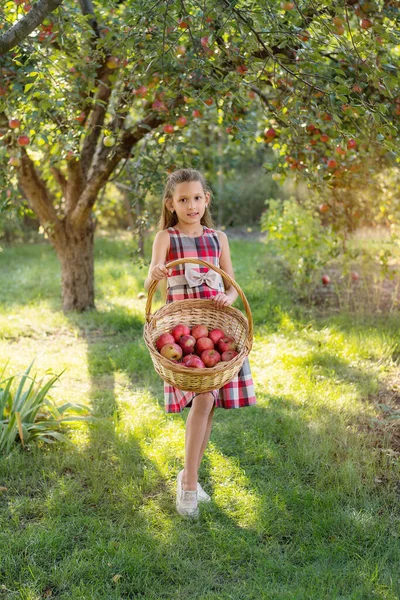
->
[0,234,399,599]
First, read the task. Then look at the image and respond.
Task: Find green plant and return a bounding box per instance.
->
[261,197,339,296]
[0,361,94,455]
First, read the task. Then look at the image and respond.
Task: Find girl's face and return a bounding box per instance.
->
[166,181,210,226]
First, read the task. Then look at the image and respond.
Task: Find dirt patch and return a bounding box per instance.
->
[359,369,400,455]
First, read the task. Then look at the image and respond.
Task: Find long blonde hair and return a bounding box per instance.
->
[158,168,215,230]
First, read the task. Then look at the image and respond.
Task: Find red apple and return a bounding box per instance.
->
[9,118,21,129]
[179,335,197,355]
[320,134,329,143]
[217,337,236,353]
[176,116,187,127]
[327,159,337,169]
[195,337,214,355]
[160,343,183,361]
[322,275,331,285]
[204,98,213,106]
[171,324,190,341]
[201,349,221,368]
[182,354,196,365]
[264,127,277,139]
[351,271,360,281]
[178,19,190,29]
[319,203,330,213]
[221,350,239,362]
[17,135,29,147]
[360,18,373,29]
[335,25,345,35]
[347,139,357,149]
[192,110,203,118]
[156,332,175,351]
[185,357,205,369]
[163,124,174,134]
[236,64,248,74]
[209,329,225,345]
[191,324,208,339]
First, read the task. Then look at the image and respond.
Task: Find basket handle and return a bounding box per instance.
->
[145,257,253,340]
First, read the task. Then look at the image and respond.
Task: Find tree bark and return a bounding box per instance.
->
[0,0,64,55]
[54,217,96,312]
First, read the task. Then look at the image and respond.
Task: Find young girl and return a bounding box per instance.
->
[144,168,256,518]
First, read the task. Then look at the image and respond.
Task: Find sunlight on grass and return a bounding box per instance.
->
[206,445,263,529]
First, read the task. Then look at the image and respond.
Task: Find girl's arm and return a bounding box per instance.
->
[144,230,170,292]
[214,231,238,307]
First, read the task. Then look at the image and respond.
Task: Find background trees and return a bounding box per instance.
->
[1,0,398,311]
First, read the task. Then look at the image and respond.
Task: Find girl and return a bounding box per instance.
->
[144,168,256,518]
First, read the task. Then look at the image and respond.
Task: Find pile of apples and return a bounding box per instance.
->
[155,323,238,368]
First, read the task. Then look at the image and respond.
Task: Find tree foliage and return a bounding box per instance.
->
[0,0,398,309]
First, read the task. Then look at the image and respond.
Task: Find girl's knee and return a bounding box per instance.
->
[192,392,215,415]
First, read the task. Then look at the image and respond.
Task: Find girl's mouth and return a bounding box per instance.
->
[187,213,199,217]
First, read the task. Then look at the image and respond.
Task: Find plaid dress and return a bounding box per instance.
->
[164,226,257,413]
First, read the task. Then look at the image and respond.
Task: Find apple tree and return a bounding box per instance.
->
[0,0,398,311]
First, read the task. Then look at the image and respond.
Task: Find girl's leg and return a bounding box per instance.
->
[182,393,215,491]
[197,405,215,471]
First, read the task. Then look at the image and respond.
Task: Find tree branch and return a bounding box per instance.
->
[18,149,63,242]
[70,97,184,227]
[0,0,64,55]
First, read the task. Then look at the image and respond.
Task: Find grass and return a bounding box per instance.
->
[0,231,399,600]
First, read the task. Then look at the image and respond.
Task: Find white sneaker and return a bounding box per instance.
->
[176,470,199,518]
[178,470,211,503]
[197,481,211,503]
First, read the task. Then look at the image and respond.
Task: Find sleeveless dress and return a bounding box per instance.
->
[163,226,257,413]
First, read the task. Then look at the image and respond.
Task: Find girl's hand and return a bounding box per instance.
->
[212,292,231,308]
[150,263,169,281]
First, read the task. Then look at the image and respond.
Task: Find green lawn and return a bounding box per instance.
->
[0,232,399,600]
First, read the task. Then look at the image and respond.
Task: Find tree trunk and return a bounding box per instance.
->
[55,218,96,312]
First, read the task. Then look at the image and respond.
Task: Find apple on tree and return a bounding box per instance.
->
[17,136,30,147]
[9,118,21,129]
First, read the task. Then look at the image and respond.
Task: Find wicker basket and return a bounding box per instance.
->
[143,258,253,393]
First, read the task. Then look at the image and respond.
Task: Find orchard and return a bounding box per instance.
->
[0,0,399,311]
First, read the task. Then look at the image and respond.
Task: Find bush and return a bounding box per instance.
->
[0,362,94,455]
[260,197,339,296]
